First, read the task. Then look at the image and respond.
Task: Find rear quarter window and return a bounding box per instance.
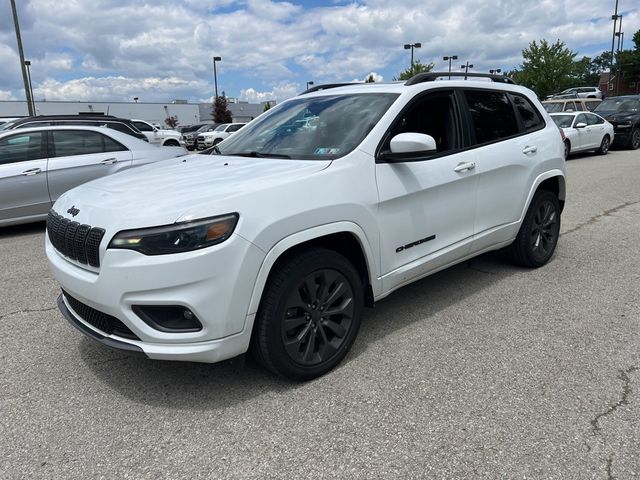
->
[511,94,545,132]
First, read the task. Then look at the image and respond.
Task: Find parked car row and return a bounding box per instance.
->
[550,112,614,158]
[542,98,601,113]
[546,86,603,100]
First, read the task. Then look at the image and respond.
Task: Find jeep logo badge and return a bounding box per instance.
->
[67,206,80,217]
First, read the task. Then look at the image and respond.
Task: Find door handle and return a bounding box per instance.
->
[522,145,537,154]
[100,157,117,165]
[453,162,476,172]
[22,167,42,176]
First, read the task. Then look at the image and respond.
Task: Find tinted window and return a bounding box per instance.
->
[52,130,125,157]
[383,90,459,155]
[465,90,518,144]
[106,122,133,134]
[564,101,576,111]
[543,103,563,113]
[575,114,588,125]
[512,95,544,132]
[551,115,574,128]
[133,121,154,132]
[103,135,128,152]
[574,102,585,111]
[585,114,599,126]
[227,124,244,133]
[0,132,44,165]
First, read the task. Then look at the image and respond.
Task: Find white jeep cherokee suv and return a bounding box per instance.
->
[46,73,566,380]
[131,119,184,147]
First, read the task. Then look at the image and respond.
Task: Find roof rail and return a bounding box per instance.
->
[405,72,517,86]
[301,83,359,95]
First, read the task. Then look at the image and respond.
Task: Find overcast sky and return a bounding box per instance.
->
[0,0,638,105]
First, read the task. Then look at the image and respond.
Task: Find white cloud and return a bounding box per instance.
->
[0,90,15,100]
[239,83,298,103]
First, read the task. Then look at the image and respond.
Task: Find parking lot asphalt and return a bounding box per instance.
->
[1,149,639,479]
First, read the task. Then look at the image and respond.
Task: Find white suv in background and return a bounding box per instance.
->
[131,119,183,147]
[46,73,566,380]
[196,122,246,150]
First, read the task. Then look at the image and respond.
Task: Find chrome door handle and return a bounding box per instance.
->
[522,145,537,154]
[453,162,476,172]
[22,167,42,176]
[100,157,117,165]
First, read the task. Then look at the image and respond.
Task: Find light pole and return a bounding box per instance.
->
[489,68,502,74]
[610,1,620,76]
[10,0,34,116]
[460,61,474,80]
[24,60,35,114]
[213,56,221,99]
[403,42,421,69]
[443,55,458,79]
[306,81,314,90]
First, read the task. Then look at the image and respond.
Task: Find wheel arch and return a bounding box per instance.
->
[247,223,379,317]
[161,138,180,146]
[524,171,566,216]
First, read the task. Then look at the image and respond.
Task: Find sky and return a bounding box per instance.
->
[0,0,638,105]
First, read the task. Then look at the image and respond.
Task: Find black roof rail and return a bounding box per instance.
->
[405,72,517,86]
[301,83,359,95]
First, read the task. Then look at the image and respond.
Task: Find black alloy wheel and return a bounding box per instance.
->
[281,269,355,366]
[596,135,610,155]
[509,190,561,268]
[252,248,364,380]
[630,128,640,150]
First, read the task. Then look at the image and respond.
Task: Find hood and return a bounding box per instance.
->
[597,111,638,123]
[52,154,331,230]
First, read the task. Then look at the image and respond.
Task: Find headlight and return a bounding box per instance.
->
[108,214,238,255]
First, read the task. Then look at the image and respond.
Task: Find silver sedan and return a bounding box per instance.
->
[0,125,186,227]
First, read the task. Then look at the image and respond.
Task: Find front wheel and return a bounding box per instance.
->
[163,139,180,146]
[596,135,610,155]
[509,190,561,268]
[252,248,364,381]
[564,140,571,159]
[630,128,640,150]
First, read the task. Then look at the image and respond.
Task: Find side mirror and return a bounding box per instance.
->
[575,122,587,129]
[390,133,437,154]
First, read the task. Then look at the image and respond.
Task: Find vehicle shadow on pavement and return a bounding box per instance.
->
[0,221,46,238]
[78,249,524,408]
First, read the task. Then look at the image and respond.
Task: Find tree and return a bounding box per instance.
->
[212,93,233,123]
[614,29,640,90]
[263,102,272,112]
[365,74,375,83]
[164,115,178,128]
[393,60,435,81]
[511,39,577,98]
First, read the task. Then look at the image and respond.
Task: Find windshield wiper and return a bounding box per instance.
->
[226,151,291,159]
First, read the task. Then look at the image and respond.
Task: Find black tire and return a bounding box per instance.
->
[564,140,571,159]
[630,128,640,150]
[163,140,180,146]
[252,248,364,381]
[212,138,223,146]
[596,135,610,155]
[509,190,561,268]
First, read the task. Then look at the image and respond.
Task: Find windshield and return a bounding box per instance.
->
[217,93,399,160]
[551,115,574,128]
[214,124,228,131]
[197,124,215,133]
[543,103,564,113]
[595,98,640,113]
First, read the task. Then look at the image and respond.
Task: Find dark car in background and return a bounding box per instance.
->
[594,96,640,149]
[181,123,217,150]
[1,115,149,142]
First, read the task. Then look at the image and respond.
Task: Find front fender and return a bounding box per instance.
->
[245,221,379,316]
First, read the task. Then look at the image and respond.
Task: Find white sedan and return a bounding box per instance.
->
[550,112,614,158]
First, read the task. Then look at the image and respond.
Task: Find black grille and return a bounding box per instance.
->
[47,211,105,267]
[62,290,140,340]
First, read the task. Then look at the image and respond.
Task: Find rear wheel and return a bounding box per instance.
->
[564,140,571,159]
[596,135,610,155]
[252,248,364,381]
[509,190,561,268]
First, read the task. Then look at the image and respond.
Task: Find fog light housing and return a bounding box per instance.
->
[132,305,202,332]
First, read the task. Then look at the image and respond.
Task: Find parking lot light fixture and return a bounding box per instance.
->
[460,61,474,80]
[443,55,458,79]
[213,56,222,99]
[489,68,502,74]
[404,42,422,68]
[306,81,314,91]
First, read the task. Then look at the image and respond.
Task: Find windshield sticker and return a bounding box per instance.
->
[314,147,341,155]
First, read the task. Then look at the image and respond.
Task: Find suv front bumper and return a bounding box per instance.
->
[46,233,265,363]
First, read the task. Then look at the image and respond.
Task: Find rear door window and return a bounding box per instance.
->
[511,94,544,132]
[464,90,518,145]
[52,130,127,157]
